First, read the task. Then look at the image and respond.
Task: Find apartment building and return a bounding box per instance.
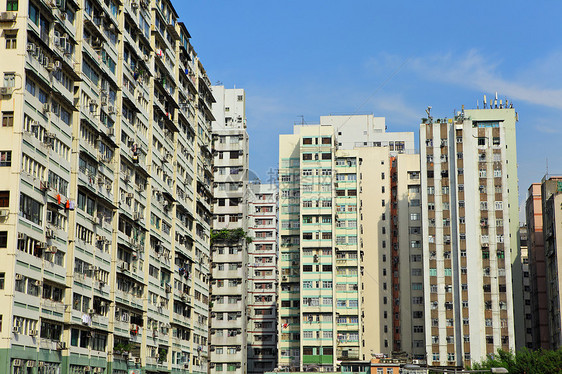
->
[390,154,425,361]
[209,86,249,374]
[0,0,214,373]
[247,183,278,374]
[525,183,550,349]
[419,105,522,368]
[520,226,533,348]
[540,176,562,349]
[277,115,420,371]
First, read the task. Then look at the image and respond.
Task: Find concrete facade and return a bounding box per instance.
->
[0,0,214,373]
[520,226,533,348]
[541,176,562,349]
[247,183,278,374]
[277,115,420,371]
[209,86,249,374]
[419,106,521,367]
[526,182,552,349]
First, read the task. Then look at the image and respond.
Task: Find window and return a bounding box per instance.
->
[19,193,43,225]
[0,151,11,166]
[1,112,13,127]
[7,0,18,11]
[0,232,6,248]
[5,33,17,49]
[0,191,8,207]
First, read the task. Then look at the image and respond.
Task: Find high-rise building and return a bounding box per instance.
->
[209,86,249,374]
[520,225,533,348]
[0,1,214,373]
[419,104,522,367]
[540,176,562,349]
[247,182,279,374]
[389,154,425,361]
[526,182,551,349]
[277,115,419,371]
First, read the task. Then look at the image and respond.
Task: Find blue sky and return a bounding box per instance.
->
[177,1,562,216]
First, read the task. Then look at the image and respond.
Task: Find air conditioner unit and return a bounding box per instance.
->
[0,209,9,217]
[12,359,23,366]
[56,342,67,350]
[108,105,115,114]
[12,326,20,334]
[15,274,23,280]
[0,87,13,96]
[30,329,38,336]
[126,193,134,199]
[108,127,115,136]
[133,212,142,221]
[18,233,25,240]
[43,103,50,113]
[27,43,36,53]
[0,11,17,21]
[120,262,130,271]
[34,280,42,286]
[46,229,55,238]
[88,308,95,314]
[54,60,62,70]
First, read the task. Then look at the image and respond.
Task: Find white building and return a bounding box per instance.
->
[209,86,250,374]
[419,104,522,367]
[247,183,279,374]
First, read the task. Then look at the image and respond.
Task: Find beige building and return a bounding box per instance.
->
[0,0,214,373]
[277,115,421,371]
[419,105,522,367]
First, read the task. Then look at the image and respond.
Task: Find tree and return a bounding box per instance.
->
[471,348,562,374]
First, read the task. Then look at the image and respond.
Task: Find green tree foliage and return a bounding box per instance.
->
[471,348,562,374]
[210,228,252,244]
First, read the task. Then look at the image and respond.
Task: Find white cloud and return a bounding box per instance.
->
[407,49,562,109]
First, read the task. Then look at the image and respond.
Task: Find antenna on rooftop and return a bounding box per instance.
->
[483,94,487,109]
[297,115,306,125]
[425,106,432,122]
[477,100,479,109]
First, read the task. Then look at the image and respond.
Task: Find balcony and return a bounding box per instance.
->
[212,268,243,279]
[210,350,243,363]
